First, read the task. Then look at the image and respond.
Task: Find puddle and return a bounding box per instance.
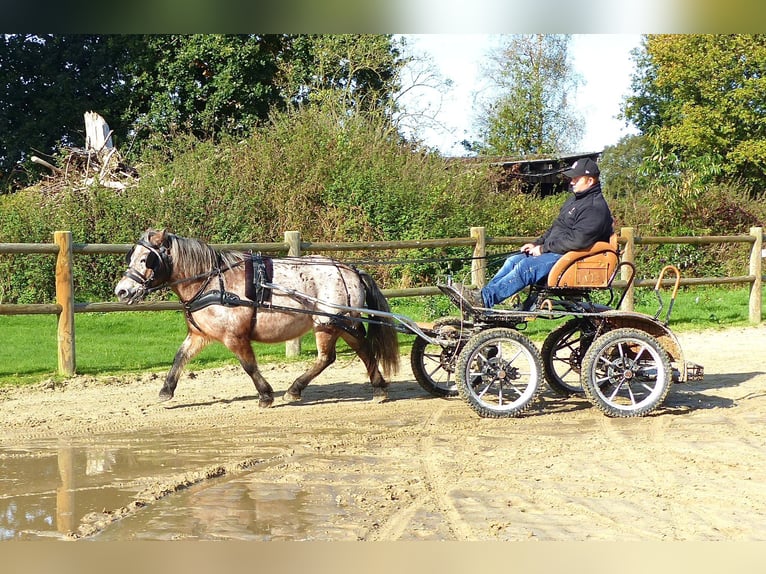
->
[93,461,370,541]
[0,431,292,540]
[0,425,397,541]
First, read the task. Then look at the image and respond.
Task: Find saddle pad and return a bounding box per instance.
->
[245,254,273,304]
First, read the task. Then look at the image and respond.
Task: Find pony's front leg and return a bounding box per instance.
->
[224,337,274,408]
[159,333,209,401]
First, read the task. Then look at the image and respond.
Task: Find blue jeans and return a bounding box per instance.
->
[481,252,563,307]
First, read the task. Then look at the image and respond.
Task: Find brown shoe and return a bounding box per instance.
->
[438,283,485,309]
[459,285,485,308]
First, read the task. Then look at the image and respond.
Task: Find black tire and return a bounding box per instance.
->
[541,319,596,397]
[455,328,543,418]
[580,328,672,417]
[410,317,471,397]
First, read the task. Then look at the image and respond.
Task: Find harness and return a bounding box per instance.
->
[181,254,273,332]
[123,242,374,339]
[245,255,273,306]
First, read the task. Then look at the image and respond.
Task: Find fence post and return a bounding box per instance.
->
[284,231,302,358]
[470,226,487,288]
[54,231,75,376]
[749,226,762,324]
[620,227,635,312]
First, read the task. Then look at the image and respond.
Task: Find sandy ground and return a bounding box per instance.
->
[2,324,766,541]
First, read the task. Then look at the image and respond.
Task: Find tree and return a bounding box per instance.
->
[622,34,766,191]
[0,34,407,192]
[125,35,289,140]
[275,35,404,120]
[119,34,403,142]
[473,34,583,157]
[0,34,144,189]
[598,133,652,198]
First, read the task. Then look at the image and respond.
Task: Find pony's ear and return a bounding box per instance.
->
[147,228,170,247]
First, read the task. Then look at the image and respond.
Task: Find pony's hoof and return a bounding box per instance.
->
[258,398,274,408]
[283,392,302,403]
[372,389,388,403]
[158,390,174,402]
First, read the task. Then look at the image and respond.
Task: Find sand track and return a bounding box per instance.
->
[2,325,765,540]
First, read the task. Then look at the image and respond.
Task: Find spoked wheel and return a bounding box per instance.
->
[455,328,543,418]
[410,317,471,397]
[580,328,673,417]
[540,319,596,397]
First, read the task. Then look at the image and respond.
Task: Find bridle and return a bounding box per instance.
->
[122,239,173,297]
[123,236,251,331]
[122,237,245,308]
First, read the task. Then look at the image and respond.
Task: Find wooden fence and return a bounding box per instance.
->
[1,226,763,377]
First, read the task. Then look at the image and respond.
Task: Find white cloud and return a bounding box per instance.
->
[570,34,642,152]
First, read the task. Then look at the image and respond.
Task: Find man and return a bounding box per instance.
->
[458,157,613,309]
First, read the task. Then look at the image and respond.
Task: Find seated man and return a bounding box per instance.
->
[459,157,613,309]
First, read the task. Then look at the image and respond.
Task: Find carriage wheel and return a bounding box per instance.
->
[455,328,543,418]
[541,319,595,397]
[580,328,672,417]
[410,317,471,397]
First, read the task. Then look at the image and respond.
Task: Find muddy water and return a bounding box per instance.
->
[93,456,375,541]
[0,430,295,540]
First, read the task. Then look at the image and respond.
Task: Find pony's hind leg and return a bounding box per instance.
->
[339,328,389,403]
[283,327,339,402]
[160,332,209,401]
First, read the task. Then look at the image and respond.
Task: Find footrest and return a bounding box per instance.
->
[685,362,704,382]
[437,284,483,320]
[438,284,474,308]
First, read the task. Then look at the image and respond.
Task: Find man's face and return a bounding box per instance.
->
[570,175,594,193]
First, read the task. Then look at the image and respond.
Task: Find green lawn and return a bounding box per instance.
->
[1,285,762,387]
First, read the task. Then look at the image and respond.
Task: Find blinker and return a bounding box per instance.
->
[146,251,159,270]
[123,239,172,287]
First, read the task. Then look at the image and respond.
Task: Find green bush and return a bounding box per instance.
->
[1,104,765,304]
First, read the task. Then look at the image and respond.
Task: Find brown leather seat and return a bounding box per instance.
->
[546,234,619,288]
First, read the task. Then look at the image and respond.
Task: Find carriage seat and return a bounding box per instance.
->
[546,234,619,289]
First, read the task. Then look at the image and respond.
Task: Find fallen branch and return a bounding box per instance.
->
[31,155,63,174]
[32,111,139,194]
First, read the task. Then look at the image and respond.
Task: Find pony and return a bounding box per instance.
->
[114,229,400,407]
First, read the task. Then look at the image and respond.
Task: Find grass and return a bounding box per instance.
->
[0,311,313,386]
[1,285,763,387]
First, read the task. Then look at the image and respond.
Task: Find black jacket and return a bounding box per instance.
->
[535,182,613,254]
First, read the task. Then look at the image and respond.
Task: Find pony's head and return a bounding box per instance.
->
[115,229,174,304]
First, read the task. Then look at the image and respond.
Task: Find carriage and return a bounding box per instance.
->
[409,235,704,418]
[116,229,703,419]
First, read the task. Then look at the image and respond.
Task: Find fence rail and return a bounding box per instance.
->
[1,226,763,376]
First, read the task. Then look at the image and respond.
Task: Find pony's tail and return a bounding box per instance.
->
[359,271,400,377]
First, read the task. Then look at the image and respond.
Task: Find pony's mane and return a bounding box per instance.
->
[148,232,245,276]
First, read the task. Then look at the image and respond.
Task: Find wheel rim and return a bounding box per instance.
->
[544,322,590,395]
[588,335,668,411]
[418,339,458,392]
[464,337,539,411]
[411,318,468,397]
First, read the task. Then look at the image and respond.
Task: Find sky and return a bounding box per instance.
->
[397,34,642,156]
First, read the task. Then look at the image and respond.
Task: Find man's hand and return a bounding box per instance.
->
[521,243,543,257]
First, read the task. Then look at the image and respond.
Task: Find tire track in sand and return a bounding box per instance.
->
[370,401,474,541]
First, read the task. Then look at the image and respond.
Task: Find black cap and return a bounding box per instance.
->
[563,158,600,178]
